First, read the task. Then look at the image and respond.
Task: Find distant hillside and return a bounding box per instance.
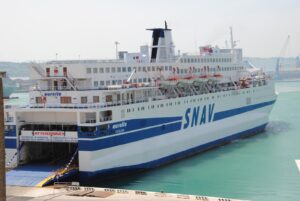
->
[245,57,299,71]
[0,62,29,77]
[0,62,30,97]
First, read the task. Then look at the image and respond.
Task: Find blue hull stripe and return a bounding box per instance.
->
[78,116,182,139]
[78,100,275,151]
[79,123,267,181]
[79,122,182,151]
[5,138,17,149]
[213,100,276,121]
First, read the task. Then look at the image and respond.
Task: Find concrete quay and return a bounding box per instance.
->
[6,185,247,201]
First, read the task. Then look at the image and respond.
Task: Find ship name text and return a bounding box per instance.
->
[183,104,215,129]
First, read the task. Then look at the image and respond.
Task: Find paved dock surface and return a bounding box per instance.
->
[7,185,246,201]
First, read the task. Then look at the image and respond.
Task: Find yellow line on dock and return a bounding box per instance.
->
[36,168,75,187]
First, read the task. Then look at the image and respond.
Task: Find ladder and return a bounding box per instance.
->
[31,63,46,77]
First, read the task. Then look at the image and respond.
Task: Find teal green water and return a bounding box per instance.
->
[5,92,29,106]
[96,82,300,201]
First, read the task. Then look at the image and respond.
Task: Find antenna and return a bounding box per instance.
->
[164,21,168,29]
[115,41,120,59]
[230,27,235,49]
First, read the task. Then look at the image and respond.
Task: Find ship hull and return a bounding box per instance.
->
[77,84,276,182]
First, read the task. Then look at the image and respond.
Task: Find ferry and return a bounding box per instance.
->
[4,23,277,184]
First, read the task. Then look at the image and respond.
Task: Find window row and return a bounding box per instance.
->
[87,65,243,75]
[87,66,173,74]
[180,57,232,63]
[35,96,100,104]
[93,78,151,87]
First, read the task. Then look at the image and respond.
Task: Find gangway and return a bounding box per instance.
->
[6,147,79,187]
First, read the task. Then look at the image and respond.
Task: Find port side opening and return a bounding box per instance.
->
[18,123,79,167]
[19,142,78,168]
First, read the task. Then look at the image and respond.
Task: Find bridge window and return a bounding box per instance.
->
[106,95,113,102]
[93,68,98,73]
[81,96,87,104]
[117,67,121,72]
[128,67,132,72]
[86,68,91,74]
[105,67,110,73]
[99,68,104,73]
[93,96,99,103]
[122,67,126,72]
[94,81,98,87]
[35,97,45,104]
[60,96,71,104]
[112,67,116,73]
[100,81,104,86]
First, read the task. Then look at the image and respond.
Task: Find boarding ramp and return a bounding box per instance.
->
[6,165,62,186]
[6,148,78,187]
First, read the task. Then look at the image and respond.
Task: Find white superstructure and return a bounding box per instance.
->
[4,23,277,183]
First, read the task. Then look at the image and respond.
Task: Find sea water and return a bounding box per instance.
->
[95,82,300,201]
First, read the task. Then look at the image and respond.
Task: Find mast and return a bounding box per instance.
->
[230,27,235,49]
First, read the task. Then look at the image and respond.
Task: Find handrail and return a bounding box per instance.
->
[6,143,24,168]
[55,147,79,181]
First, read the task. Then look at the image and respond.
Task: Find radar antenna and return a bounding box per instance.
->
[230,27,237,49]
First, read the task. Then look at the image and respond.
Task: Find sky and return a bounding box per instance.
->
[0,0,299,61]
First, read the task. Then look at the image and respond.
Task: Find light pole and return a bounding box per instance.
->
[115,41,119,60]
[0,71,7,201]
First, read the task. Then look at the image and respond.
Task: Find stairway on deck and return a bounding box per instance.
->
[6,165,61,187]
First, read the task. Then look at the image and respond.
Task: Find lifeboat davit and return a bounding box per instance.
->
[179,75,197,84]
[160,75,180,86]
[208,73,222,82]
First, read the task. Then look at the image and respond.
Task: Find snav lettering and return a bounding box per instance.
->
[183,104,215,129]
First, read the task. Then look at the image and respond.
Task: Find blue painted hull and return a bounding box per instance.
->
[79,123,267,184]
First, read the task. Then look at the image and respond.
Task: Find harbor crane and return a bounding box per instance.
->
[275,35,290,79]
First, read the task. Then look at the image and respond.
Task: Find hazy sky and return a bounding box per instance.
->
[0,0,299,61]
